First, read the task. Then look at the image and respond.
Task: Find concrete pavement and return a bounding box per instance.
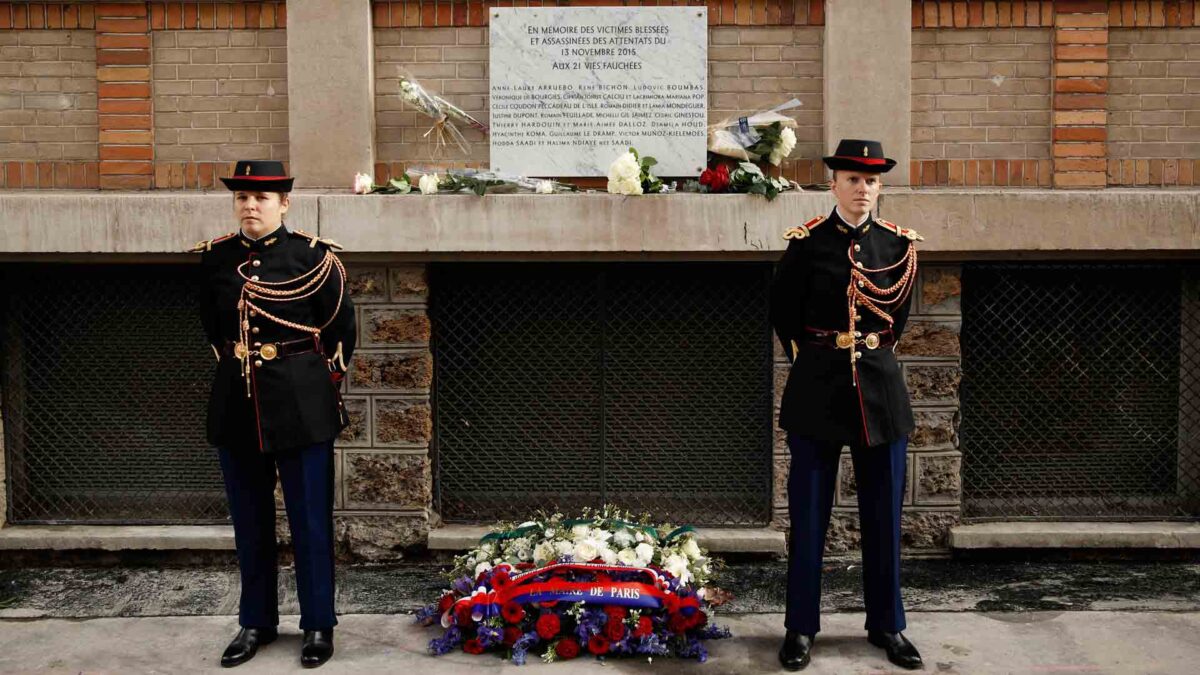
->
[1,611,1197,674]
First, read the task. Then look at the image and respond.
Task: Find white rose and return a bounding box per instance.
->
[353,172,373,194]
[769,127,797,166]
[474,561,492,578]
[617,548,639,566]
[634,542,655,566]
[599,546,618,565]
[571,524,591,539]
[556,540,576,558]
[418,173,439,194]
[663,554,691,585]
[574,541,598,561]
[536,180,554,194]
[608,151,640,181]
[534,541,556,565]
[682,537,702,561]
[609,176,643,196]
[612,529,635,548]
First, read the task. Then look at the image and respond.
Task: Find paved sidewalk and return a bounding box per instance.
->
[1,611,1197,674]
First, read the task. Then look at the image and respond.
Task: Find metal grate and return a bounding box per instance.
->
[431,263,774,526]
[2,264,226,524]
[961,263,1200,520]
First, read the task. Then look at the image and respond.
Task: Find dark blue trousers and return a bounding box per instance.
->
[785,433,908,635]
[218,440,338,631]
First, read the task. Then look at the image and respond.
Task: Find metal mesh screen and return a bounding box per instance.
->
[431,263,774,526]
[2,264,226,524]
[961,263,1200,520]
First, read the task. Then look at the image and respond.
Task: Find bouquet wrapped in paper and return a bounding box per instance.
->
[397,73,489,156]
[405,167,578,196]
[708,99,801,166]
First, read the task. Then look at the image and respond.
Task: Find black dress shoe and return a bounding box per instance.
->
[778,630,814,671]
[220,626,277,668]
[301,629,335,668]
[867,630,923,670]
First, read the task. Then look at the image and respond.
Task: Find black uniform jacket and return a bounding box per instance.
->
[769,208,918,447]
[197,225,356,453]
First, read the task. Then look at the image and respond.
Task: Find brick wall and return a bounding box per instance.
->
[374,25,825,182]
[152,29,287,183]
[912,29,1052,162]
[772,264,963,551]
[1108,28,1200,162]
[0,29,98,187]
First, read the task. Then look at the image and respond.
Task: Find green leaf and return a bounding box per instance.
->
[641,156,658,169]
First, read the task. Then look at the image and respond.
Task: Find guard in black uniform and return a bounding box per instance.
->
[770,140,924,671]
[193,160,355,669]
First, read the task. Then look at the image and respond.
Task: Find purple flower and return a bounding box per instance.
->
[511,631,540,666]
[428,625,464,655]
[477,624,503,649]
[451,575,474,595]
[698,623,733,640]
[414,604,438,624]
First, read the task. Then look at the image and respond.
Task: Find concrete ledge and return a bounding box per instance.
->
[427,524,785,555]
[950,522,1200,549]
[0,525,235,551]
[1,189,1198,255]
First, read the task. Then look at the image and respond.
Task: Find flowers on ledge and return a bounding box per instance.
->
[415,507,732,665]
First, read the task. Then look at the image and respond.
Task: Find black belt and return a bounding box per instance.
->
[800,327,896,351]
[222,336,318,361]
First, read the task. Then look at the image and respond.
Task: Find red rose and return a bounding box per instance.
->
[493,569,512,590]
[700,163,731,192]
[693,610,709,629]
[503,626,523,646]
[437,593,455,614]
[587,635,610,655]
[501,601,526,624]
[463,638,485,655]
[604,619,626,642]
[668,612,690,634]
[454,602,473,627]
[535,613,561,640]
[555,638,581,659]
[632,616,654,638]
[604,606,627,622]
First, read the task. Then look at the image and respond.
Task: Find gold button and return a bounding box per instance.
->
[854,244,861,252]
[254,360,263,367]
[252,260,261,267]
[854,351,863,359]
[253,342,262,347]
[251,327,259,334]
[250,310,257,317]
[855,261,864,268]
[857,281,865,288]
[251,275,260,281]
[854,331,861,337]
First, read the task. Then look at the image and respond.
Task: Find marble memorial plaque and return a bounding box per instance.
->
[490,7,708,177]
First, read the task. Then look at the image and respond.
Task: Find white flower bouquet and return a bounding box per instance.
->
[708,99,801,166]
[397,73,489,156]
[607,147,665,196]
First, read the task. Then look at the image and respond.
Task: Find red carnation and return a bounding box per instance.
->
[555,638,581,659]
[463,638,485,655]
[604,619,626,642]
[535,613,561,640]
[503,626,523,646]
[693,610,709,629]
[454,602,473,627]
[668,612,690,634]
[699,163,732,193]
[632,616,654,638]
[501,601,526,624]
[437,593,455,614]
[587,635,610,655]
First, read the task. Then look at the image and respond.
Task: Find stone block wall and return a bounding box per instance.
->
[152,28,288,174]
[772,263,963,552]
[0,29,98,187]
[336,263,434,561]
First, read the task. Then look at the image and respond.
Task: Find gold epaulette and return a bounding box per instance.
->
[877,219,924,242]
[783,215,826,241]
[292,229,344,250]
[187,232,235,252]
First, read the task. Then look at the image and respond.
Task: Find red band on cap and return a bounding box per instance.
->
[832,156,888,165]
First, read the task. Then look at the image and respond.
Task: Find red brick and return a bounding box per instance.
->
[1054,93,1107,109]
[276,2,286,28]
[964,159,979,186]
[936,159,950,184]
[1038,159,1053,186]
[1013,0,1027,26]
[1056,28,1109,42]
[37,162,53,187]
[808,0,823,25]
[1052,171,1105,187]
[69,162,87,189]
[231,3,245,28]
[97,49,151,66]
[53,162,71,189]
[938,1,953,27]
[214,3,231,28]
[99,83,152,99]
[0,4,10,30]
[1054,127,1107,142]
[953,0,968,26]
[1182,158,1196,185]
[968,1,984,25]
[995,160,1010,186]
[373,1,389,27]
[199,162,215,188]
[5,162,21,189]
[99,130,154,144]
[46,3,61,28]
[28,2,44,29]
[12,3,26,28]
[1055,45,1108,60]
[1055,0,1108,12]
[95,17,147,32]
[98,33,151,49]
[1165,158,1180,183]
[97,2,147,18]
[100,161,153,176]
[148,3,164,30]
[982,1,997,26]
[165,2,181,28]
[924,0,939,27]
[1055,78,1107,93]
[979,159,995,185]
[1056,158,1107,171]
[1053,142,1106,157]
[100,174,152,190]
[260,3,276,29]
[199,3,215,28]
[100,145,153,161]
